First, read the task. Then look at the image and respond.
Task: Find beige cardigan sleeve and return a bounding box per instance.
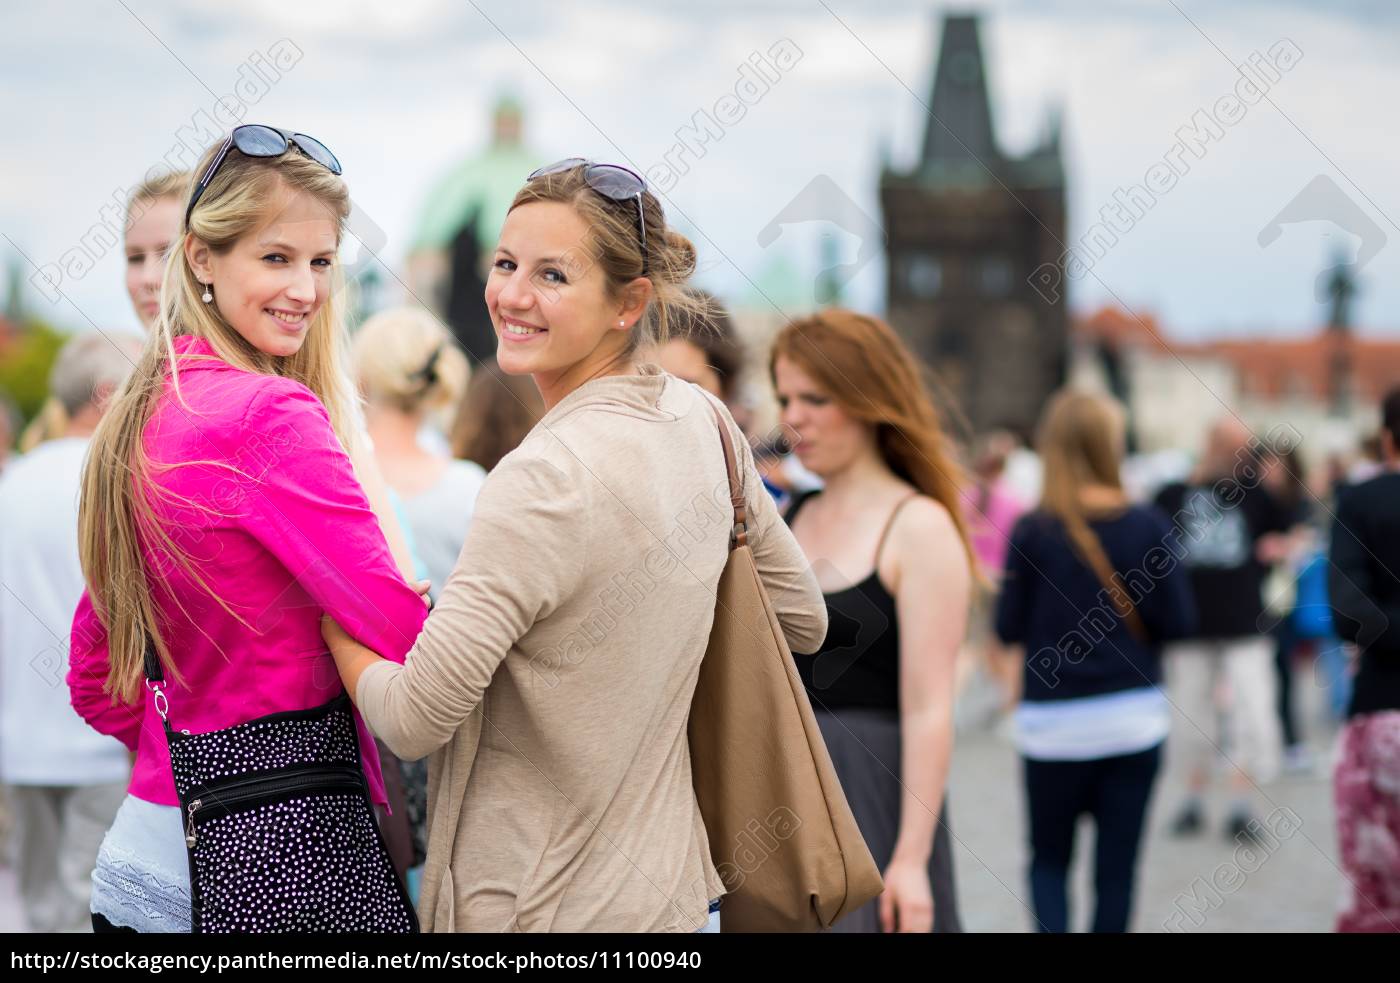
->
[727,415,828,655]
[355,455,585,761]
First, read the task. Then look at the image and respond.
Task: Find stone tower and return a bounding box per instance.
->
[879,14,1068,437]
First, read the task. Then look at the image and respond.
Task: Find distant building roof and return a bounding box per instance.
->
[411,141,540,254]
[921,15,999,171]
[1075,305,1400,403]
[1199,335,1400,403]
[1074,306,1172,353]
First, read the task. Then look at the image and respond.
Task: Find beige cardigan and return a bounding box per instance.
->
[356,366,827,932]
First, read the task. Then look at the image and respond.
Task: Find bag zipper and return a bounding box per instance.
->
[184,765,364,847]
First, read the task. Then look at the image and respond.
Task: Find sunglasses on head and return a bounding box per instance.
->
[528,158,649,276]
[185,124,342,228]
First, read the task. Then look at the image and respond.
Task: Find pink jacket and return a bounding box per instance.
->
[68,335,428,806]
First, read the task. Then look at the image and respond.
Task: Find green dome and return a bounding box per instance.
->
[411,141,542,254]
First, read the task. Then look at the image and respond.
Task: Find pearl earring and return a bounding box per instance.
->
[619,320,625,327]
[202,284,213,303]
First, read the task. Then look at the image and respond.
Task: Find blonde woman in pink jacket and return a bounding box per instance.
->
[69,127,428,933]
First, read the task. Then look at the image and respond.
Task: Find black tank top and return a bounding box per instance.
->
[785,490,918,712]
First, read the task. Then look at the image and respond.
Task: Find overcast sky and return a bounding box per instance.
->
[3,0,1398,340]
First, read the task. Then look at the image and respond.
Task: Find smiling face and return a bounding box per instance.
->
[124,195,182,330]
[773,354,873,478]
[485,200,649,408]
[185,181,339,358]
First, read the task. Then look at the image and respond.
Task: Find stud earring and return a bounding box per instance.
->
[201,284,213,304]
[619,320,625,327]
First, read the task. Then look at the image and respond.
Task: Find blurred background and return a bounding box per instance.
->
[3,0,1397,452]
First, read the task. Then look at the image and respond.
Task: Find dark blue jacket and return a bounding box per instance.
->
[996,505,1198,702]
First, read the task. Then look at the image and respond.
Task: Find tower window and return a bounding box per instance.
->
[979,256,1011,296]
[902,254,942,298]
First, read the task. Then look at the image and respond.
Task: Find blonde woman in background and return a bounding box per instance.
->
[995,391,1197,932]
[19,172,190,453]
[124,171,189,331]
[353,309,484,896]
[353,308,485,603]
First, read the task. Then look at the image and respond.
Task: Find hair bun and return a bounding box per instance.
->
[661,228,697,281]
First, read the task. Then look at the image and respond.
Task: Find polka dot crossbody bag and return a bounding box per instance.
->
[144,647,419,933]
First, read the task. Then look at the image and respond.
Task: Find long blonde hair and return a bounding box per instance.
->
[79,137,355,704]
[1036,390,1141,627]
[129,169,190,214]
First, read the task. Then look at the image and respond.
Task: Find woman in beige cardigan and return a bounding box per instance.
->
[322,161,827,933]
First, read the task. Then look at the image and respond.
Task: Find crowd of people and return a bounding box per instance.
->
[0,124,1395,934]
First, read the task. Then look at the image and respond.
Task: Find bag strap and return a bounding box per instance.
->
[142,636,172,724]
[704,396,747,550]
[143,639,164,683]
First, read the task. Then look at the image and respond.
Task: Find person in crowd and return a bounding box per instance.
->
[353,307,484,603]
[124,172,189,332]
[1155,418,1291,842]
[449,356,545,472]
[967,429,1029,715]
[1260,445,1349,770]
[996,391,1197,933]
[773,308,974,933]
[654,287,744,411]
[19,174,189,455]
[69,127,429,932]
[1260,444,1316,769]
[651,288,792,504]
[1347,435,1385,486]
[352,307,485,897]
[1328,385,1400,933]
[321,159,827,933]
[0,333,143,931]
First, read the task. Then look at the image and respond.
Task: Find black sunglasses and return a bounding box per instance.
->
[185,125,342,228]
[528,158,648,275]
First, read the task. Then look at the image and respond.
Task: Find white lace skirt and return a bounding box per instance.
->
[90,795,192,933]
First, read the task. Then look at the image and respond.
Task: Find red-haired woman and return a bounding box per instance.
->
[772,309,976,933]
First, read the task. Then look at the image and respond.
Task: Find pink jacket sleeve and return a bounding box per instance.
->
[238,380,428,660]
[67,590,143,751]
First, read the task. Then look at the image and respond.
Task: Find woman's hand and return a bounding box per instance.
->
[321,580,430,701]
[884,497,963,935]
[879,858,935,933]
